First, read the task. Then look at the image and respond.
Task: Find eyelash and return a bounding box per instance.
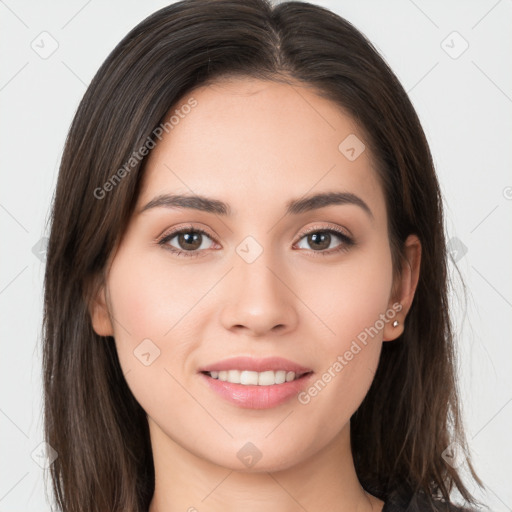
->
[157,224,355,259]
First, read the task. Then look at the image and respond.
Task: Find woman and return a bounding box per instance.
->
[42,0,486,510]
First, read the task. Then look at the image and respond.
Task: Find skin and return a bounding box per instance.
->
[90,77,421,512]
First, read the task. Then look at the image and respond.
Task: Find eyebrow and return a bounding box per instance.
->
[139,191,374,220]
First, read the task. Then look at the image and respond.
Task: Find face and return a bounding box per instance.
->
[91,77,415,472]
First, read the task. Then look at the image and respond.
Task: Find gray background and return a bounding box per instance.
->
[1,0,511,510]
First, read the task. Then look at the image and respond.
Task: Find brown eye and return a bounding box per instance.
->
[295,228,353,253]
[159,227,216,257]
[176,231,203,251]
[305,232,332,251]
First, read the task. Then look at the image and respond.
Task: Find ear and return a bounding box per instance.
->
[88,279,114,337]
[383,234,421,342]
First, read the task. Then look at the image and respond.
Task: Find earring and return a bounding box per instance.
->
[392,320,399,327]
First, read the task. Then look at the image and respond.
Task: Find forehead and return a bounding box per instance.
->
[138,77,385,222]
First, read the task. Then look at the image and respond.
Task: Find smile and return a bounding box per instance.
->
[204,369,310,385]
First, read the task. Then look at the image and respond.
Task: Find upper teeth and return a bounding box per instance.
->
[209,370,299,386]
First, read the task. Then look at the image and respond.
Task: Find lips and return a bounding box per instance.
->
[197,356,313,375]
[197,356,314,409]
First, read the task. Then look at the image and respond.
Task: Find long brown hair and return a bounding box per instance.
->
[42,0,485,510]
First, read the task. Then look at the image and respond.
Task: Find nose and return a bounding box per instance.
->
[219,249,299,337]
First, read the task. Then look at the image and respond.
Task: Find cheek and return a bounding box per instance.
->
[302,242,392,391]
[106,246,201,340]
[105,251,199,417]
[104,249,187,380]
[307,240,394,347]
[296,251,393,423]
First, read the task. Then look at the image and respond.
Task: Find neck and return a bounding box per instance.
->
[147,418,383,512]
